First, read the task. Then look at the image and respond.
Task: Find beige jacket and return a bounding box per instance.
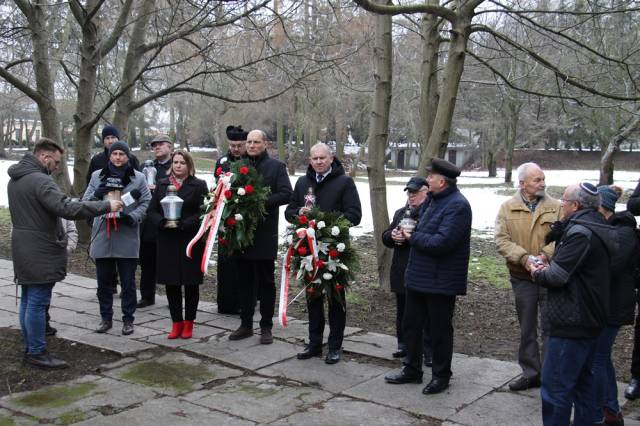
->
[495,191,561,280]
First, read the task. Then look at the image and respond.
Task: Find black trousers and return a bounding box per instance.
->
[96,258,137,322]
[403,289,456,380]
[239,260,275,329]
[165,285,200,322]
[396,292,431,356]
[216,255,241,314]
[307,288,346,351]
[138,241,157,302]
[631,296,640,379]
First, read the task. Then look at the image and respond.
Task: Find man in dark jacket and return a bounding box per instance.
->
[137,134,173,308]
[228,129,292,344]
[624,178,640,400]
[8,138,122,369]
[384,158,471,395]
[530,182,612,426]
[215,125,247,314]
[381,177,431,361]
[285,142,362,364]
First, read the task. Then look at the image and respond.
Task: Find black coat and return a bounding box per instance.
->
[141,159,172,243]
[86,148,140,186]
[146,176,208,286]
[382,205,421,293]
[284,158,362,226]
[628,180,640,216]
[607,211,639,326]
[238,151,292,260]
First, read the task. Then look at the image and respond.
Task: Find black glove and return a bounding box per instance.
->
[92,183,108,200]
[545,220,565,245]
[119,213,136,226]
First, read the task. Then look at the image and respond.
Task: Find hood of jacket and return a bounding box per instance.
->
[609,210,638,228]
[8,153,47,181]
[568,209,618,255]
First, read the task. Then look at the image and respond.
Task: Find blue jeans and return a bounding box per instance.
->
[592,326,620,421]
[19,283,54,355]
[96,258,137,322]
[541,336,599,426]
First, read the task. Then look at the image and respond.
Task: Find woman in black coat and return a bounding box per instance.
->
[147,150,208,339]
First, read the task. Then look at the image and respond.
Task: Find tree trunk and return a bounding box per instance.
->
[599,113,640,184]
[277,120,286,161]
[365,1,393,291]
[503,100,521,184]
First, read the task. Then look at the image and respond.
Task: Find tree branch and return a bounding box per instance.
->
[352,0,457,22]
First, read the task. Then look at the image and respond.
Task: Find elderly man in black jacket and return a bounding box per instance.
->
[285,142,362,364]
[228,129,293,344]
[530,182,612,426]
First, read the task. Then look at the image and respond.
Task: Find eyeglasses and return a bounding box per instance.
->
[246,140,263,145]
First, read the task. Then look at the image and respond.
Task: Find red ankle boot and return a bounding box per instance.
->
[168,321,184,339]
[181,320,194,339]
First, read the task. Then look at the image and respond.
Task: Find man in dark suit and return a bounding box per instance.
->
[284,142,362,364]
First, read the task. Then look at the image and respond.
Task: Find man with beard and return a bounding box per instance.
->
[228,129,292,344]
[285,142,362,364]
[495,162,561,391]
[215,125,248,314]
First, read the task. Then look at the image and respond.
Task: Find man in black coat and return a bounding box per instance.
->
[215,125,247,314]
[284,143,362,364]
[137,134,173,308]
[381,177,431,362]
[228,129,293,344]
[624,178,640,399]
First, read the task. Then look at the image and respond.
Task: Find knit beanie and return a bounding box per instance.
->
[597,186,619,212]
[109,140,130,156]
[102,125,120,141]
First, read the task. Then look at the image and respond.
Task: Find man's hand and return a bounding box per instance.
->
[391,228,406,244]
[148,184,156,191]
[529,262,547,279]
[108,200,124,212]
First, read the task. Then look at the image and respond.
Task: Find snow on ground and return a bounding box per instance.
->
[2,160,638,238]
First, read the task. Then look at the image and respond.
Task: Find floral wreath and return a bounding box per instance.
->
[283,208,357,303]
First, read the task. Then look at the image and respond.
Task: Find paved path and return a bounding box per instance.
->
[0,258,638,425]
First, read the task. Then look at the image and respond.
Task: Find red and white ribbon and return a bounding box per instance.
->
[278,246,294,327]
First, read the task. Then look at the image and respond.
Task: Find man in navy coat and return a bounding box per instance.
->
[384,158,472,395]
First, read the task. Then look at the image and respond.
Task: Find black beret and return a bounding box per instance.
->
[426,158,461,179]
[404,176,428,191]
[226,125,248,141]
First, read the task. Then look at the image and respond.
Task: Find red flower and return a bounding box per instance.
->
[218,237,228,245]
[215,167,223,177]
[335,283,344,291]
[315,259,325,269]
[297,246,308,256]
[224,189,233,199]
[225,217,237,227]
[244,185,254,194]
[328,248,339,259]
[299,215,308,225]
[239,166,249,175]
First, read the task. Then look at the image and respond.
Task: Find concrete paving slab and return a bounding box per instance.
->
[52,283,97,298]
[185,376,332,423]
[0,308,18,328]
[343,332,398,359]
[452,353,520,388]
[104,352,244,396]
[449,390,541,426]
[47,307,100,330]
[58,329,156,356]
[196,301,219,313]
[141,324,227,348]
[0,274,15,283]
[0,407,38,426]
[204,313,247,331]
[75,396,254,426]
[47,295,99,313]
[270,395,423,425]
[0,375,156,422]
[258,357,388,394]
[61,274,97,288]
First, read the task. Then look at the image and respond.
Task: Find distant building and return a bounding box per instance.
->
[387,142,476,170]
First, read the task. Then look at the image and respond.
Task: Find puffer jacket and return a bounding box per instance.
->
[495,191,561,280]
[8,153,110,285]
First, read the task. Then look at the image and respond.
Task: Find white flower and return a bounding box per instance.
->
[336,243,346,252]
[237,188,246,196]
[286,234,293,245]
[317,241,329,254]
[331,226,340,236]
[220,157,228,164]
[317,221,326,229]
[306,228,316,238]
[234,213,243,221]
[295,228,307,238]
[323,272,333,280]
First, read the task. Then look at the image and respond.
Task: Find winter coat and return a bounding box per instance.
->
[146,176,208,286]
[284,158,362,226]
[533,209,612,339]
[495,191,561,281]
[8,153,110,285]
[215,151,242,173]
[382,204,422,293]
[606,211,639,326]
[83,165,151,259]
[86,148,140,186]
[238,150,292,260]
[141,159,171,243]
[404,185,472,296]
[628,180,640,215]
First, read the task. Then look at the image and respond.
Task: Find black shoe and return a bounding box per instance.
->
[625,378,640,400]
[384,369,423,384]
[136,299,155,308]
[297,345,322,360]
[422,377,449,394]
[423,354,432,367]
[325,349,341,365]
[229,326,254,341]
[24,351,69,369]
[45,324,57,336]
[122,321,134,335]
[260,328,273,345]
[392,349,406,358]
[508,375,541,391]
[96,320,112,333]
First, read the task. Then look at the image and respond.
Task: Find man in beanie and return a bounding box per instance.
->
[530,182,613,425]
[137,133,173,308]
[495,162,560,391]
[385,158,471,395]
[83,140,151,335]
[214,125,248,314]
[86,125,140,186]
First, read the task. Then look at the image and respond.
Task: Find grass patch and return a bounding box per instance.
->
[119,360,212,392]
[345,291,369,308]
[14,382,98,409]
[58,409,86,425]
[230,382,279,399]
[468,256,511,289]
[0,414,15,426]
